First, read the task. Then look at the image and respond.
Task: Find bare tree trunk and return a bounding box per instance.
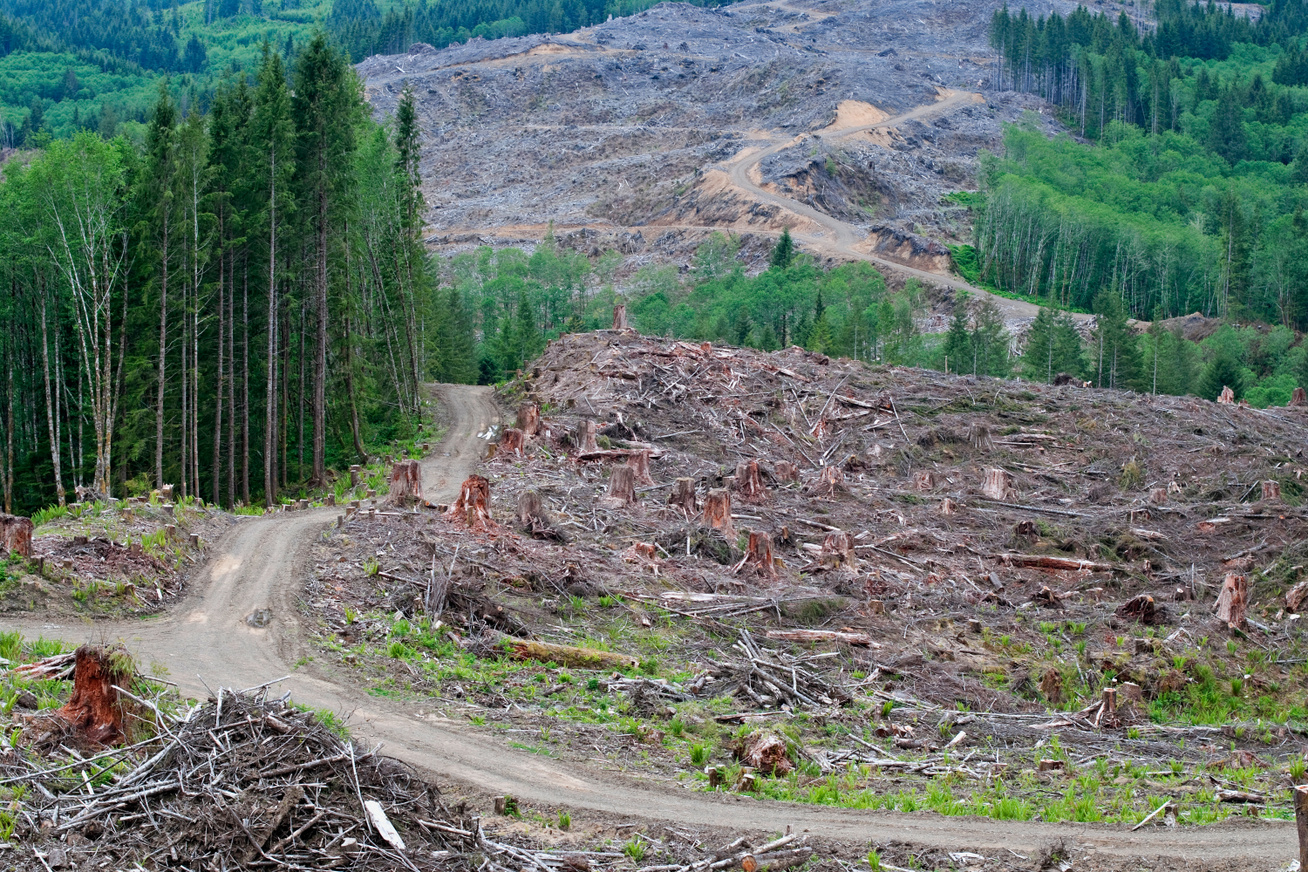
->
[212,243,225,506]
[4,336,13,513]
[241,253,250,505]
[227,250,236,506]
[312,175,328,488]
[155,221,169,489]
[40,297,66,507]
[343,308,366,461]
[265,243,278,507]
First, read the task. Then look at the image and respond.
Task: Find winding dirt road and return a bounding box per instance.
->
[1,384,1291,866]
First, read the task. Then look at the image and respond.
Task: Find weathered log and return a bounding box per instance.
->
[626,449,655,486]
[1218,385,1235,404]
[703,488,735,539]
[58,646,132,747]
[612,304,629,330]
[503,638,637,670]
[765,629,876,647]
[981,467,1014,500]
[0,513,34,558]
[1214,573,1248,628]
[805,465,846,498]
[734,459,768,502]
[774,461,800,484]
[668,477,698,515]
[602,466,636,507]
[447,475,494,530]
[499,427,526,457]
[742,530,777,581]
[515,402,541,437]
[574,420,599,455]
[1292,387,1307,407]
[818,531,856,570]
[1000,553,1114,573]
[1262,480,1281,501]
[386,459,424,507]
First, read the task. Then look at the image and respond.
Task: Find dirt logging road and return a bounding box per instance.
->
[1,384,1294,866]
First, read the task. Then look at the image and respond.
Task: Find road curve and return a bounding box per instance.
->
[0,384,1292,865]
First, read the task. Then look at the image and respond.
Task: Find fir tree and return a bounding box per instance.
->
[769,228,795,271]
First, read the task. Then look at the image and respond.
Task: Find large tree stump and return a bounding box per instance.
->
[819,530,857,570]
[702,488,735,539]
[516,403,541,437]
[741,530,777,580]
[668,477,698,515]
[627,450,655,486]
[774,461,800,484]
[499,427,526,457]
[1149,487,1168,505]
[447,475,494,530]
[612,304,629,331]
[1262,480,1281,501]
[969,424,993,452]
[1116,594,1158,625]
[735,731,793,776]
[1292,387,1307,407]
[1214,573,1249,628]
[940,498,958,516]
[349,465,362,487]
[58,646,132,747]
[1287,580,1308,613]
[574,420,599,455]
[1218,385,1235,404]
[517,491,563,541]
[805,466,846,498]
[0,514,34,558]
[981,468,1014,500]
[600,466,637,509]
[734,459,769,502]
[913,471,936,492]
[386,459,424,507]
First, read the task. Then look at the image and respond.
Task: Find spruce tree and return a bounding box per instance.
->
[942,303,972,374]
[1091,289,1141,390]
[770,228,795,271]
[1197,347,1244,400]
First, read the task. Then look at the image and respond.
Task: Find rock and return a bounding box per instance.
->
[246,608,273,628]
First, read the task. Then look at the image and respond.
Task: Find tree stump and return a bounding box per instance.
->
[774,461,800,484]
[516,403,541,437]
[735,731,793,775]
[1149,487,1167,505]
[742,531,777,581]
[1214,573,1248,628]
[1218,385,1235,404]
[574,420,599,455]
[702,488,735,539]
[1040,667,1063,704]
[58,645,132,747]
[387,459,424,506]
[913,470,935,492]
[1295,784,1308,872]
[668,478,698,515]
[612,304,629,331]
[819,531,857,570]
[969,424,993,452]
[733,459,768,502]
[805,466,846,498]
[159,484,174,501]
[349,465,362,487]
[939,498,958,516]
[447,475,494,530]
[1287,580,1308,613]
[627,450,655,486]
[0,514,34,558]
[499,427,526,457]
[981,468,1014,500]
[602,466,636,508]
[1262,480,1281,501]
[1115,594,1158,625]
[1292,387,1307,407]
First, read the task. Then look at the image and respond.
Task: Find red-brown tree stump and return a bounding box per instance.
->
[516,403,541,437]
[1218,386,1236,405]
[668,477,698,515]
[600,466,637,509]
[1262,480,1281,501]
[0,513,34,558]
[805,466,847,498]
[574,420,599,455]
[741,530,777,580]
[774,461,800,484]
[447,475,494,530]
[734,459,769,502]
[1214,573,1249,628]
[627,449,655,486]
[702,488,735,539]
[819,531,857,570]
[1149,487,1167,505]
[386,459,424,507]
[58,645,132,747]
[940,498,958,516]
[1292,386,1307,407]
[499,427,526,457]
[1116,594,1158,625]
[913,470,936,492]
[1287,580,1308,613]
[981,468,1014,500]
[612,304,629,330]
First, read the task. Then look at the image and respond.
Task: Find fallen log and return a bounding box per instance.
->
[764,629,878,648]
[998,553,1115,573]
[500,638,637,670]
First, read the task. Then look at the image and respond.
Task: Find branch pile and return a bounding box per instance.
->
[690,631,851,709]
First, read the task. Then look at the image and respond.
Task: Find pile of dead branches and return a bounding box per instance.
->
[0,688,570,872]
[689,631,850,710]
[638,832,813,872]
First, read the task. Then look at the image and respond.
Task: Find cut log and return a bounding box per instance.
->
[447,475,494,530]
[58,645,132,747]
[668,477,698,515]
[742,530,777,581]
[502,638,637,670]
[981,468,1014,500]
[612,303,629,330]
[626,449,655,486]
[1262,480,1281,501]
[999,553,1114,573]
[805,465,846,498]
[0,513,34,558]
[1218,385,1235,404]
[1292,387,1307,407]
[734,459,769,502]
[574,420,599,455]
[515,402,541,437]
[1287,580,1308,613]
[912,470,935,492]
[499,427,526,457]
[602,466,637,508]
[818,531,856,570]
[774,461,800,484]
[386,459,424,507]
[703,488,735,539]
[1214,573,1248,628]
[764,629,877,647]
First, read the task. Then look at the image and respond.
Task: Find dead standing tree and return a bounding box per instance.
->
[385,459,423,507]
[0,513,33,557]
[447,475,494,530]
